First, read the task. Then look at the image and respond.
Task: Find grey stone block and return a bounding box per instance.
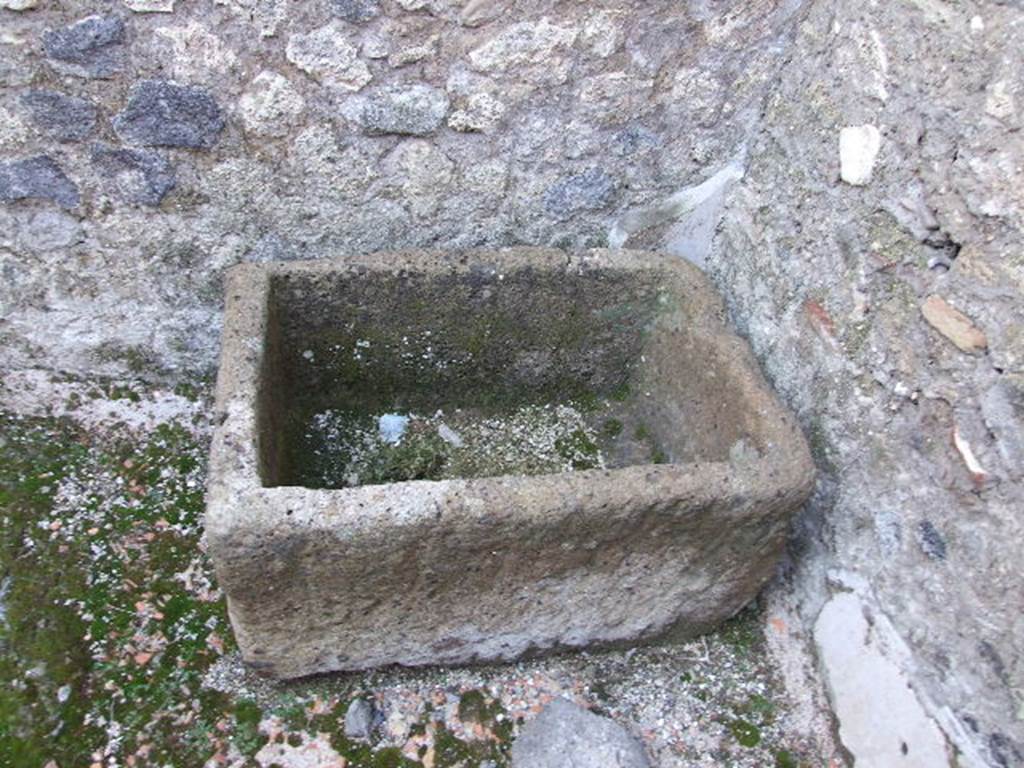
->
[21,90,99,143]
[343,698,375,740]
[351,84,449,136]
[330,0,380,22]
[544,167,617,219]
[206,248,815,679]
[91,144,175,206]
[113,80,224,149]
[0,155,79,209]
[42,15,125,79]
[511,699,649,768]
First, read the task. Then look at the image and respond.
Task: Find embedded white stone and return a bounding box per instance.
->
[839,125,882,186]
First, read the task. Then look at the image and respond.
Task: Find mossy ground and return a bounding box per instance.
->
[1,378,838,768]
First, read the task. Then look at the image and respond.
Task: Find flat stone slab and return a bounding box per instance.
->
[511,699,650,768]
[206,248,814,679]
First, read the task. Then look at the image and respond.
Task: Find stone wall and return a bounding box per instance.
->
[3,0,1023,766]
[0,0,804,376]
[710,1,1024,765]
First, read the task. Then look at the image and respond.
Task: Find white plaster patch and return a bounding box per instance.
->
[815,593,951,767]
[0,370,204,434]
[254,729,346,767]
[609,155,745,266]
[839,125,882,186]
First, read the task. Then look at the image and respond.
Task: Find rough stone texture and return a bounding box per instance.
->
[42,14,126,79]
[1,2,1021,762]
[285,23,372,90]
[91,144,175,206]
[511,699,650,768]
[709,2,1024,765]
[343,699,375,741]
[331,0,380,23]
[206,249,814,679]
[20,89,99,143]
[0,1,805,376]
[113,80,225,149]
[237,71,305,138]
[346,84,449,136]
[0,155,79,209]
[123,0,175,12]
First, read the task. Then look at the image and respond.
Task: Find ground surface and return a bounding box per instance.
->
[0,373,843,768]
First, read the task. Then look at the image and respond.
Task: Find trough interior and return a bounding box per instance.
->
[257,263,764,488]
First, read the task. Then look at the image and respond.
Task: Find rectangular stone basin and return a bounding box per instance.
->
[206,248,814,679]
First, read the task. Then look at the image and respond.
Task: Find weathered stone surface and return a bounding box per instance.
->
[17,209,81,251]
[237,71,304,138]
[1,0,38,9]
[921,295,988,354]
[348,84,448,135]
[5,1,1019,759]
[381,139,453,216]
[343,699,375,740]
[42,15,125,79]
[123,0,174,11]
[712,2,1024,763]
[511,699,649,768]
[460,0,506,27]
[330,0,379,23]
[468,18,577,73]
[20,90,98,143]
[815,591,950,768]
[580,10,625,58]
[113,80,224,149]
[285,23,371,91]
[91,144,175,206]
[0,155,79,208]
[544,167,616,218]
[448,92,506,133]
[206,249,814,679]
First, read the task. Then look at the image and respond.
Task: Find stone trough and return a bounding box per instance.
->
[206,248,814,679]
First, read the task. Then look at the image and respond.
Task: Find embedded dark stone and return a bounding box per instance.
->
[917,520,947,561]
[543,167,617,219]
[91,144,176,206]
[21,90,99,142]
[330,0,380,22]
[42,15,125,79]
[113,80,225,149]
[612,125,660,157]
[0,155,79,209]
